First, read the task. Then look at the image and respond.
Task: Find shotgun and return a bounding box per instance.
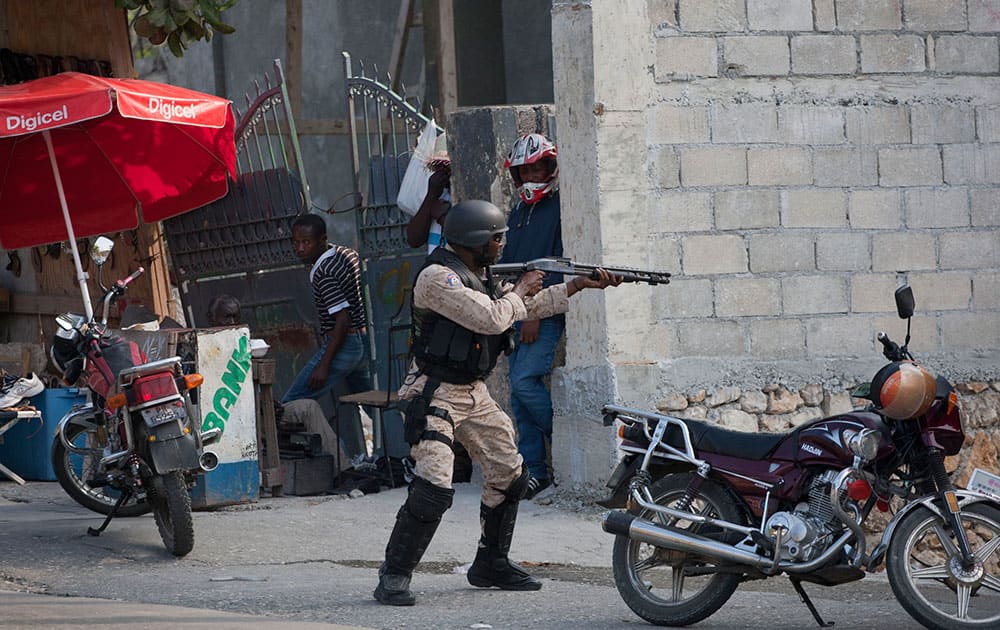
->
[489,257,671,286]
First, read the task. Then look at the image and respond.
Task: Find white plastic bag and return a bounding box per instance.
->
[396,119,438,216]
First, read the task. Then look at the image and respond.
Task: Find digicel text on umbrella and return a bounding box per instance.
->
[6,105,69,133]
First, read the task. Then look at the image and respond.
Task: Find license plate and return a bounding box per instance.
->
[141,404,184,428]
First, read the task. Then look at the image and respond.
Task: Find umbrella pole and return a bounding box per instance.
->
[43,130,94,321]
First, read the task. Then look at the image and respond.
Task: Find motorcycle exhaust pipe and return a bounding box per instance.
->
[199,450,220,472]
[603,511,772,569]
[602,511,856,573]
[200,427,223,447]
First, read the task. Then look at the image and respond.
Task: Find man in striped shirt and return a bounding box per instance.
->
[282,214,371,406]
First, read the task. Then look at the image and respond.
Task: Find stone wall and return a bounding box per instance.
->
[656,381,1000,488]
[550,0,1000,487]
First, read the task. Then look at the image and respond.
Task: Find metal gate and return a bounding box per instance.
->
[343,52,440,457]
[162,59,315,399]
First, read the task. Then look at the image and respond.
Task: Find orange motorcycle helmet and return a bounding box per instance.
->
[869,360,937,420]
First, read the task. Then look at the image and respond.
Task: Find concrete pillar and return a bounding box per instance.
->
[551,0,654,486]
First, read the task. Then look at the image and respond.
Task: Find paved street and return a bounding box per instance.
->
[0,476,923,629]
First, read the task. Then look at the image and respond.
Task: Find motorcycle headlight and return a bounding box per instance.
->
[845,428,880,462]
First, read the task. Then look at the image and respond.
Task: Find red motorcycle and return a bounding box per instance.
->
[600,285,999,629]
[49,237,221,556]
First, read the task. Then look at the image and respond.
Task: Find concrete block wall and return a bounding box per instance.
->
[645,0,999,376]
[548,0,1000,488]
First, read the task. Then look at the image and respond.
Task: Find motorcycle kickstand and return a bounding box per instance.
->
[789,578,834,628]
[87,487,133,537]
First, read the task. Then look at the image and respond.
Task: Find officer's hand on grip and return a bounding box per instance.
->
[512,270,545,299]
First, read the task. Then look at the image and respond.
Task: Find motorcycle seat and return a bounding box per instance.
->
[663,418,786,460]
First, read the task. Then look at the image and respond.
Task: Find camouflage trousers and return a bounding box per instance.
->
[400,373,522,508]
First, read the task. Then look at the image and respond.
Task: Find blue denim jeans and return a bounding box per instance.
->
[282,332,371,403]
[508,318,565,480]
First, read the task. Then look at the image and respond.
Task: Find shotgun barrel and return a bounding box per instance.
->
[489,257,671,285]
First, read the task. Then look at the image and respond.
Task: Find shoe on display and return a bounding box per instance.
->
[0,372,45,408]
[0,369,18,390]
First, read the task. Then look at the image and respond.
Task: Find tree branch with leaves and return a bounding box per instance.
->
[116,0,238,58]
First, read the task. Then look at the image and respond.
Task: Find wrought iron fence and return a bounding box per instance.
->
[164,60,309,283]
[162,59,316,399]
[344,52,440,457]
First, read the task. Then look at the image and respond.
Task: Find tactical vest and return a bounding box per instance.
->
[411,247,513,384]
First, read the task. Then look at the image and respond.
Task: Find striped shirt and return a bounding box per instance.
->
[309,244,366,333]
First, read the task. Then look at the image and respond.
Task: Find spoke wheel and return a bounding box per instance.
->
[611,473,746,626]
[51,421,149,517]
[887,502,1000,629]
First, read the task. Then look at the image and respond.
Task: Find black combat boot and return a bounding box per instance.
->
[466,499,542,591]
[374,479,454,606]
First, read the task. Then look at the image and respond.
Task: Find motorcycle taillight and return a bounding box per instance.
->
[132,372,179,403]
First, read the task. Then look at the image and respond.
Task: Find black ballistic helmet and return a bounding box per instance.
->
[443,200,508,247]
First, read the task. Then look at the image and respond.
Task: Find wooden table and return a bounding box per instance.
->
[0,409,42,485]
[251,358,283,496]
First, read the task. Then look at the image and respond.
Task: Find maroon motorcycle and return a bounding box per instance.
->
[600,285,999,629]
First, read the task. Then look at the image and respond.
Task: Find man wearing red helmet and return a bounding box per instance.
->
[501,132,563,500]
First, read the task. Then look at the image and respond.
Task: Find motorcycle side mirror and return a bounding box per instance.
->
[55,313,75,331]
[90,236,114,266]
[894,285,915,319]
[851,382,872,399]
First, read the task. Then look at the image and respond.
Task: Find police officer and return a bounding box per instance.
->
[374,199,621,606]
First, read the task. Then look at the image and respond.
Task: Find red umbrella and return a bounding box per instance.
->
[0,72,236,319]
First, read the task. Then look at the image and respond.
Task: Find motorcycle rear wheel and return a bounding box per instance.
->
[51,421,150,517]
[612,473,745,626]
[147,471,195,557]
[887,502,1000,630]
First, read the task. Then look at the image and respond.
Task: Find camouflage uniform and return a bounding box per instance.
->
[375,248,571,606]
[399,263,569,508]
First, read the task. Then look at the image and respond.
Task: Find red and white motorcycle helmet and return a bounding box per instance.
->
[504,133,558,205]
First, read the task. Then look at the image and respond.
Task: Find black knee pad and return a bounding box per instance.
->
[504,465,530,502]
[404,476,455,523]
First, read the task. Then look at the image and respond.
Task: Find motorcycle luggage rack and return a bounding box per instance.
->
[117,356,183,383]
[605,404,776,489]
[603,404,702,466]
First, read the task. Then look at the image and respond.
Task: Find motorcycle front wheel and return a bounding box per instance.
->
[147,471,194,557]
[887,502,1000,630]
[612,473,746,626]
[51,421,150,517]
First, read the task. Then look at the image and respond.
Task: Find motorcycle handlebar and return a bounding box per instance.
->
[100,267,145,325]
[877,331,905,361]
[120,266,145,287]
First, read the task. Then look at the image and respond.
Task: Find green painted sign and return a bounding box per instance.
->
[202,336,252,434]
